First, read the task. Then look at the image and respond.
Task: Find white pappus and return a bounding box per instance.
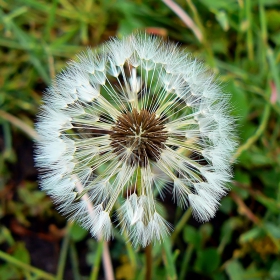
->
[35,33,237,247]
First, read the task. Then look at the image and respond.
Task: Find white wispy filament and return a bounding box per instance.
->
[35,33,237,247]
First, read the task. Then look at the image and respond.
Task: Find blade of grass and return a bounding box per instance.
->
[178,244,193,280]
[162,238,177,280]
[0,37,81,58]
[186,0,215,67]
[0,8,50,84]
[69,241,81,280]
[125,239,137,271]
[245,0,254,60]
[17,0,51,12]
[89,241,104,280]
[81,21,89,45]
[232,103,270,161]
[257,0,269,83]
[2,121,12,155]
[3,6,28,20]
[161,0,202,42]
[267,48,280,104]
[0,110,38,140]
[44,0,59,42]
[0,250,55,280]
[171,208,192,244]
[259,0,267,44]
[56,222,73,280]
[235,0,245,62]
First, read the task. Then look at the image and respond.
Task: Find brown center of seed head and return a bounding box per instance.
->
[110,108,168,167]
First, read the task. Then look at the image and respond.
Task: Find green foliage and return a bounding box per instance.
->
[70,222,88,242]
[0,0,280,279]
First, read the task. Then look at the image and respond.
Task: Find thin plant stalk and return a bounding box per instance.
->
[232,104,270,161]
[245,0,254,60]
[136,167,153,280]
[102,240,114,280]
[162,238,177,280]
[171,208,192,244]
[90,240,104,280]
[185,0,215,66]
[178,244,193,280]
[56,222,73,280]
[145,244,152,280]
[74,176,115,280]
[0,250,55,280]
[0,110,39,140]
[69,241,81,280]
[162,0,202,42]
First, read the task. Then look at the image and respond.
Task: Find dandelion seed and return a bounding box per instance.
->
[35,33,237,247]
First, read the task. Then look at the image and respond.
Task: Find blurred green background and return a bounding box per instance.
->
[0,0,280,279]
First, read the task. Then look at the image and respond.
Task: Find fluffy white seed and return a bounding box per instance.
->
[35,33,237,247]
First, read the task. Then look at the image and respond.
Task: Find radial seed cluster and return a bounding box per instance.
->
[35,33,237,247]
[110,108,168,167]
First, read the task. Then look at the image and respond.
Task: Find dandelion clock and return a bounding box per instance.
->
[35,33,237,247]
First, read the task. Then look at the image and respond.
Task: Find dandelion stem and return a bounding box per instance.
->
[102,241,115,280]
[136,167,142,195]
[137,167,153,279]
[74,176,115,280]
[145,244,152,280]
[115,200,138,272]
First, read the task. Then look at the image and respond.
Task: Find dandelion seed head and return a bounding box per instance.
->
[110,108,168,167]
[35,33,237,247]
